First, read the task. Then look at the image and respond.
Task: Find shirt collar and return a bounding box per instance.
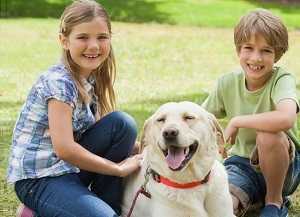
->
[81,75,95,93]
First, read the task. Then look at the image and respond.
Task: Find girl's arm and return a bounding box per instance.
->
[48,99,142,177]
[225,99,297,144]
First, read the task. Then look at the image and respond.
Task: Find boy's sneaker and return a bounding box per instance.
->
[259,204,288,217]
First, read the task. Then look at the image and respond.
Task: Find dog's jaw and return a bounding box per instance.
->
[158,141,199,171]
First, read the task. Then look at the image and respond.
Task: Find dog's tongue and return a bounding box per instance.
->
[166,146,185,170]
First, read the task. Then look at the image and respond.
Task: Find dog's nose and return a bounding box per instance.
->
[163,128,179,140]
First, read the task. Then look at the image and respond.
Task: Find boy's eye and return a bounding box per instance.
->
[263,49,273,53]
[243,46,252,50]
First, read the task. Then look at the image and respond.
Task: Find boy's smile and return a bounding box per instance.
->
[238,34,275,91]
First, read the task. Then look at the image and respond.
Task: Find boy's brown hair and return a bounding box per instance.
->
[234,8,288,62]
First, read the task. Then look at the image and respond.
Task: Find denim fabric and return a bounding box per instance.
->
[15,111,137,217]
[260,204,288,217]
[224,150,300,205]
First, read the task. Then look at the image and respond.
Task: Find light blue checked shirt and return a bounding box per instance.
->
[7,63,97,183]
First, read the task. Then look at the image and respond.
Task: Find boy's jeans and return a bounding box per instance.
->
[224,149,300,211]
[14,111,137,217]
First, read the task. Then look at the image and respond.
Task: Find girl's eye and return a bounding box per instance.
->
[98,36,110,41]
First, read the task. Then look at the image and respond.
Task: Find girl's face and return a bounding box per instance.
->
[238,34,275,91]
[60,17,111,78]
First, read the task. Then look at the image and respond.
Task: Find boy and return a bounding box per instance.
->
[202,9,300,217]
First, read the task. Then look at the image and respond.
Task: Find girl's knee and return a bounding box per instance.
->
[109,111,137,137]
[108,111,137,157]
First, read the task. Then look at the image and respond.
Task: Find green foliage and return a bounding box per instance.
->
[1,0,300,28]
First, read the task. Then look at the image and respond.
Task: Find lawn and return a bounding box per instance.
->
[0,17,300,217]
[1,1,300,216]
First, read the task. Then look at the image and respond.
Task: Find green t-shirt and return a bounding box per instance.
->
[202,66,300,158]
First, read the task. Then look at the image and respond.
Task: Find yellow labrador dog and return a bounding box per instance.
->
[122,102,235,217]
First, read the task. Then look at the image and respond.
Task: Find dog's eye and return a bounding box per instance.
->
[184,115,195,120]
[157,117,166,122]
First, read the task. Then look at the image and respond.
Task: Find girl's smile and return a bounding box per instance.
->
[60,17,111,78]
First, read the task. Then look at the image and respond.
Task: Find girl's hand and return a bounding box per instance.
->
[225,118,239,145]
[117,154,143,177]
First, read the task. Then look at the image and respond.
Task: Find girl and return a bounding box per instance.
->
[7,1,142,217]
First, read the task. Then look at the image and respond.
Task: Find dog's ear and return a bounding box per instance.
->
[140,118,151,152]
[207,113,227,158]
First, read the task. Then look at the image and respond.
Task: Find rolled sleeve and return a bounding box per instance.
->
[272,74,299,111]
[41,74,77,108]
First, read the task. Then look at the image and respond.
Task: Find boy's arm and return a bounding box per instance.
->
[225,99,297,144]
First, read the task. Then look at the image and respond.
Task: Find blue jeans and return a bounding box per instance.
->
[224,150,300,206]
[14,111,137,217]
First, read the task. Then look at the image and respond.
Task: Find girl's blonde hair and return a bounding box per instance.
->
[59,0,116,118]
[234,8,288,62]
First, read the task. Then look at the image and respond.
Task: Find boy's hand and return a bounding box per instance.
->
[225,117,239,145]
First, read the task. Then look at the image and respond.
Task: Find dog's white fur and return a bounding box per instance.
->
[122,102,235,217]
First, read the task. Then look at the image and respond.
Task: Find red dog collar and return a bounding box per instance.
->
[151,170,210,189]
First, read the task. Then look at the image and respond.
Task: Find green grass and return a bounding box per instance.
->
[1,18,300,217]
[2,0,300,29]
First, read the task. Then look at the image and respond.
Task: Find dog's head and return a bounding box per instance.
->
[140,101,224,182]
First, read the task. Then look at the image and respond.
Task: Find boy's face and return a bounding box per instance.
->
[238,34,275,91]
